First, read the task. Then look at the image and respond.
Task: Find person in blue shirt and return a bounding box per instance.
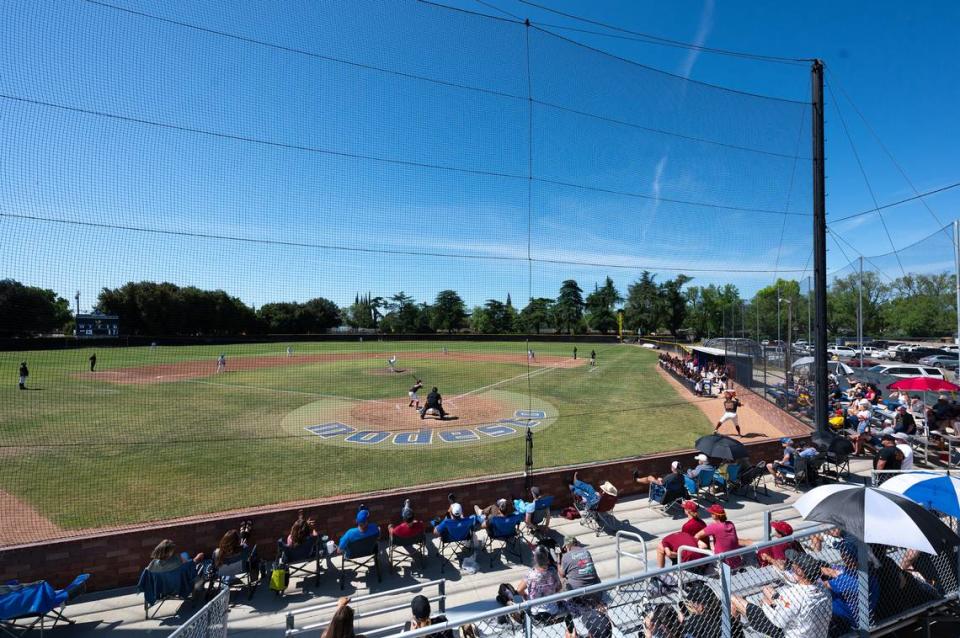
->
[433,503,477,541]
[338,509,380,556]
[568,472,601,509]
[823,539,878,631]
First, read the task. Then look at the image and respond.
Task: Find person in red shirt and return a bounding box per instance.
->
[389,501,426,540]
[656,501,707,568]
[756,520,801,568]
[695,504,744,569]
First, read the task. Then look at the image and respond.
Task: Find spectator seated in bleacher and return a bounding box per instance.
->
[433,503,477,541]
[210,529,246,579]
[322,596,364,638]
[756,520,803,569]
[642,603,683,638]
[894,405,917,435]
[389,500,426,540]
[337,508,380,557]
[633,460,685,498]
[516,545,576,638]
[731,554,831,638]
[568,472,601,509]
[766,437,796,482]
[821,537,878,634]
[139,539,205,613]
[147,539,203,573]
[679,580,744,638]
[402,594,453,638]
[474,498,512,525]
[656,501,706,569]
[514,486,552,530]
[695,504,748,570]
[686,454,714,481]
[286,514,312,548]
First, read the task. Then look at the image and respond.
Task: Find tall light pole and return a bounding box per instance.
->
[858,256,864,369]
[780,297,793,387]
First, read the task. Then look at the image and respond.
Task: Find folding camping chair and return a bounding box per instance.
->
[483,513,524,567]
[575,490,618,536]
[0,574,88,638]
[732,461,769,499]
[277,535,321,589]
[137,561,201,619]
[339,535,381,590]
[683,471,717,501]
[436,518,476,574]
[388,532,427,572]
[525,496,554,531]
[777,455,813,492]
[648,482,685,516]
[204,544,261,602]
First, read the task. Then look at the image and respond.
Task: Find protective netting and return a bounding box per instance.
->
[0,0,812,543]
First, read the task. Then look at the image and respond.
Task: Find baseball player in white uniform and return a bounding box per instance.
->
[408,379,423,408]
[388,355,397,372]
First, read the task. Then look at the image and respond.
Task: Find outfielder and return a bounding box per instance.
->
[216,353,226,373]
[408,378,423,408]
[715,390,743,436]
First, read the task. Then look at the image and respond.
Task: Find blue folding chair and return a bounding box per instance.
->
[137,561,200,619]
[0,574,88,637]
[648,483,684,516]
[340,534,381,590]
[436,517,476,574]
[484,513,524,567]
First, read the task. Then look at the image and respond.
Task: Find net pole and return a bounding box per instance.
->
[812,60,829,435]
[954,219,960,374]
[858,256,863,368]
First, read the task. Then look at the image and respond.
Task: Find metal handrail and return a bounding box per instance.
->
[614,530,648,579]
[285,579,446,636]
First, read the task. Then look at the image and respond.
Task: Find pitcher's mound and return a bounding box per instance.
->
[349,394,511,431]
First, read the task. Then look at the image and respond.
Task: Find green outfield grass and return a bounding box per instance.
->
[0,341,711,531]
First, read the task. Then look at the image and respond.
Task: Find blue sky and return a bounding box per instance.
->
[1,0,958,312]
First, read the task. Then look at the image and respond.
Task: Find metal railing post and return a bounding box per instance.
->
[719,561,733,638]
[523,607,533,638]
[762,509,772,542]
[857,538,871,637]
[438,580,446,614]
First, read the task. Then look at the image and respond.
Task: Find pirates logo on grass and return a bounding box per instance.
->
[280,390,555,449]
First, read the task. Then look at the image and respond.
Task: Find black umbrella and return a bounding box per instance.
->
[694,434,748,461]
[812,430,854,456]
[796,485,960,554]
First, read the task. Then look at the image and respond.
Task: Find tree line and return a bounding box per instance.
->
[0,272,956,339]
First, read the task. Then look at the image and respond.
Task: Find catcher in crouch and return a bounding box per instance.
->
[420,386,448,420]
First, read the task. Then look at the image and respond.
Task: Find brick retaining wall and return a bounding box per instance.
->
[0,439,791,592]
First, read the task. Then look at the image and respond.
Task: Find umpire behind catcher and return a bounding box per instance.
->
[420,386,448,420]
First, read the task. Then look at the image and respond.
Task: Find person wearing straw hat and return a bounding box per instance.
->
[597,481,618,512]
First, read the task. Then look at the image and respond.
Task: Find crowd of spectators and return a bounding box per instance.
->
[658,353,729,397]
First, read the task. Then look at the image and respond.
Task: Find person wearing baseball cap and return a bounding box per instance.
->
[633,460,684,498]
[656,501,706,569]
[403,594,452,638]
[766,438,796,483]
[389,498,426,541]
[433,501,478,543]
[337,506,380,556]
[686,454,714,481]
[892,432,914,470]
[695,504,744,569]
[893,404,917,436]
[559,535,600,592]
[874,433,904,475]
[757,520,800,569]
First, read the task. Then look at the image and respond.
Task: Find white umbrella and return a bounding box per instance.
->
[795,484,960,554]
[791,357,853,375]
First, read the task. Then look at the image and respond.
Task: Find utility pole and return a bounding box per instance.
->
[807,275,812,345]
[781,297,793,388]
[858,256,864,369]
[954,220,960,376]
[812,60,829,435]
[75,290,80,318]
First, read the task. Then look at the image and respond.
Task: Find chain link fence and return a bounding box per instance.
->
[167,587,229,638]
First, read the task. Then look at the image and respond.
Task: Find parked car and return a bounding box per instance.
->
[827,346,857,358]
[919,354,960,369]
[867,364,946,379]
[855,346,884,357]
[941,344,959,354]
[896,347,948,363]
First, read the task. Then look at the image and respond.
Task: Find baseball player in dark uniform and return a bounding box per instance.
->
[715,390,743,436]
[18,361,28,390]
[420,386,447,420]
[590,350,596,367]
[89,353,97,372]
[408,379,423,408]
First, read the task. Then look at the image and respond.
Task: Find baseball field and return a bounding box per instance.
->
[0,341,712,537]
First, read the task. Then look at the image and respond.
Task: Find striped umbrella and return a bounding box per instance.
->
[880,471,960,519]
[795,484,960,554]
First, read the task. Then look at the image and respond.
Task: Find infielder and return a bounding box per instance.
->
[590,350,597,367]
[715,390,743,436]
[216,353,226,373]
[286,346,293,357]
[408,378,423,408]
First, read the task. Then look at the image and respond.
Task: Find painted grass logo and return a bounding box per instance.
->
[304,410,547,448]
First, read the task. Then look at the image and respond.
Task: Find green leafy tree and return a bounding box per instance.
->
[659,275,692,337]
[519,297,554,334]
[883,273,956,337]
[585,276,622,334]
[553,280,585,334]
[623,271,660,335]
[0,279,72,336]
[430,289,466,334]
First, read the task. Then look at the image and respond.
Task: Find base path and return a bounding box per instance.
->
[88,351,585,385]
[0,489,63,545]
[656,367,791,440]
